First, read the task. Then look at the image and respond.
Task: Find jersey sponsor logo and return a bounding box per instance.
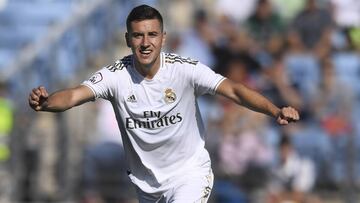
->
[126,94,137,103]
[107,55,132,72]
[89,73,103,84]
[164,88,176,104]
[165,53,198,65]
[125,111,183,129]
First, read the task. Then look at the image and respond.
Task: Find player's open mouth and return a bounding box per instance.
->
[139,50,152,56]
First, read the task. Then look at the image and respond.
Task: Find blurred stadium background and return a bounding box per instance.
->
[0,0,359,202]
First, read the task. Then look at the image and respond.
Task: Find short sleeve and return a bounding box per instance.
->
[82,67,114,100]
[192,62,226,96]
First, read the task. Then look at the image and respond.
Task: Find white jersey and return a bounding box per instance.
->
[82,52,225,193]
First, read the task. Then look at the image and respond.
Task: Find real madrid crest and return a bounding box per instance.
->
[164,88,176,104]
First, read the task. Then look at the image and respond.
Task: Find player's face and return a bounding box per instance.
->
[126,19,165,70]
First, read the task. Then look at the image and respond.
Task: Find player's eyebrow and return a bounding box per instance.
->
[131,31,161,37]
[131,32,143,36]
[148,31,159,36]
[130,32,145,39]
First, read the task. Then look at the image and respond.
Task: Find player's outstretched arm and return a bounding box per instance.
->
[216,79,300,125]
[28,85,95,112]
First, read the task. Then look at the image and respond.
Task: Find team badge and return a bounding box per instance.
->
[89,73,103,84]
[164,88,176,104]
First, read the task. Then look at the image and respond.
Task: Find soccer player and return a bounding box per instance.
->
[28,4,299,203]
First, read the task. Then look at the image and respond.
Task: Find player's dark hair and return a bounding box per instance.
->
[126,4,163,32]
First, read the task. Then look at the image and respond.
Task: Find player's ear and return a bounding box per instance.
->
[125,32,131,48]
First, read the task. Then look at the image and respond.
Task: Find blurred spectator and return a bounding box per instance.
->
[272,0,305,23]
[0,82,13,163]
[315,57,355,124]
[208,62,274,203]
[0,81,13,202]
[246,0,285,47]
[165,0,193,33]
[210,98,273,203]
[348,27,360,51]
[283,29,320,111]
[330,0,360,28]
[212,28,261,76]
[81,142,135,203]
[331,36,360,97]
[312,56,355,185]
[214,0,256,24]
[216,102,273,179]
[19,112,59,201]
[260,54,304,110]
[176,9,216,68]
[266,134,319,203]
[81,101,136,203]
[175,9,218,128]
[313,25,334,60]
[289,0,334,49]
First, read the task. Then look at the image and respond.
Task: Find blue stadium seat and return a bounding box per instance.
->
[0,1,73,76]
[284,54,320,100]
[0,2,72,25]
[332,52,360,96]
[0,25,48,48]
[0,49,17,71]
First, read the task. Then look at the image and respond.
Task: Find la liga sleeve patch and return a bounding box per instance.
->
[89,72,103,84]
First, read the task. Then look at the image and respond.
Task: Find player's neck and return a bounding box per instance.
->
[134,56,161,79]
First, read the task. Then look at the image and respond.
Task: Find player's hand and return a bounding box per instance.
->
[276,106,300,125]
[28,86,49,111]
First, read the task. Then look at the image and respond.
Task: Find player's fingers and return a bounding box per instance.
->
[277,117,289,125]
[28,95,41,111]
[32,88,42,97]
[39,86,49,98]
[283,107,294,118]
[281,119,289,125]
[288,107,299,121]
[30,92,39,101]
[28,98,39,106]
[282,107,299,122]
[294,109,300,120]
[28,94,38,105]
[34,105,42,111]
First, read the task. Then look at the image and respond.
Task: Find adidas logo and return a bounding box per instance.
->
[127,94,137,103]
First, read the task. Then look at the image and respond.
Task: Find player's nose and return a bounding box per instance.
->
[141,35,150,47]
